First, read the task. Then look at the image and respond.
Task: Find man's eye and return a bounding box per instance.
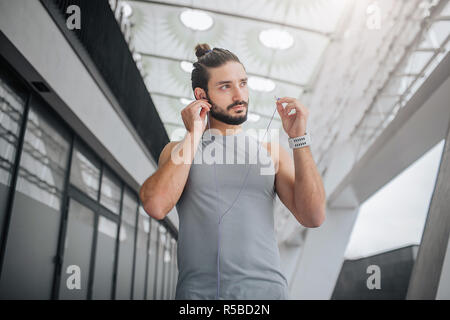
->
[221,85,229,90]
[241,82,247,86]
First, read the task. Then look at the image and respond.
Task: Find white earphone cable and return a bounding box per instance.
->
[204,103,278,299]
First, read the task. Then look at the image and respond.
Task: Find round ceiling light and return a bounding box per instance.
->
[180,9,213,31]
[248,76,276,92]
[180,61,194,73]
[259,28,294,50]
[121,2,133,18]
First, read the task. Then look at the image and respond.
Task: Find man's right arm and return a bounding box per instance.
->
[139,97,211,220]
[139,131,202,220]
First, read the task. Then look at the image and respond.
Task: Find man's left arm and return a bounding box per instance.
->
[274,97,326,228]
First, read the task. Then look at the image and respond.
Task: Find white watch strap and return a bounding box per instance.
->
[288,133,311,149]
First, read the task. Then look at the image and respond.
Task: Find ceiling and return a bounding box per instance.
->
[125,0,449,173]
[124,0,350,141]
[120,0,449,239]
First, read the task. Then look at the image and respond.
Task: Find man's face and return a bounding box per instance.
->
[205,61,249,125]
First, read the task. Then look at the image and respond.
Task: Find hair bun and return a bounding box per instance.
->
[195,43,212,59]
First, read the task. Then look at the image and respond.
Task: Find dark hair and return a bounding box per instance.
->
[191,43,243,95]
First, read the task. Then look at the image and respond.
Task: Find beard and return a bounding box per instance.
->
[206,93,249,125]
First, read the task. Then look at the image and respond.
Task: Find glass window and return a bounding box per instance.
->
[133,206,149,300]
[14,101,70,210]
[345,140,446,260]
[116,188,138,300]
[99,168,121,214]
[59,199,95,300]
[69,143,101,201]
[146,218,158,299]
[162,233,171,300]
[0,61,28,250]
[0,98,70,299]
[168,238,177,299]
[0,70,26,186]
[155,224,166,299]
[92,215,118,299]
[172,239,178,300]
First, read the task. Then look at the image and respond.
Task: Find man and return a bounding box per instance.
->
[139,44,326,300]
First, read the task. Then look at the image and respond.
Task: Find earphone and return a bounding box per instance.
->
[202,100,279,299]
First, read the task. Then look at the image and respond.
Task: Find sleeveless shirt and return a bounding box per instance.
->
[174,129,289,300]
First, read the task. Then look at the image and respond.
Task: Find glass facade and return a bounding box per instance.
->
[0,96,71,299]
[69,143,101,202]
[132,206,149,300]
[0,64,28,254]
[59,199,95,300]
[99,168,121,215]
[92,215,118,299]
[146,218,158,299]
[115,188,137,299]
[155,224,166,299]
[0,58,178,300]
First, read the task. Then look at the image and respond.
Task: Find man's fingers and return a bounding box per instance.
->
[276,102,285,118]
[196,100,211,110]
[188,101,211,114]
[199,107,207,120]
[276,97,296,103]
[187,99,210,108]
[277,101,298,116]
[198,105,211,115]
[284,104,297,115]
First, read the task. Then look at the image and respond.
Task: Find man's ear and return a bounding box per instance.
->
[194,87,207,100]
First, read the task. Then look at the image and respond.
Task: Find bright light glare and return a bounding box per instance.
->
[121,2,133,18]
[180,98,194,105]
[164,250,171,263]
[247,113,261,122]
[180,9,213,31]
[248,76,276,92]
[180,61,194,73]
[259,28,294,50]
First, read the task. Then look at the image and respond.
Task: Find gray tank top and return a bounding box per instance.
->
[175,129,289,300]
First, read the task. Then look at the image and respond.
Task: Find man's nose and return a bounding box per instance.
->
[232,86,245,102]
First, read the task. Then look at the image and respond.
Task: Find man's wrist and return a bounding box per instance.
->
[288,131,306,139]
[187,129,204,138]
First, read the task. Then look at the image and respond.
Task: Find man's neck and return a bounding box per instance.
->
[207,117,243,136]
